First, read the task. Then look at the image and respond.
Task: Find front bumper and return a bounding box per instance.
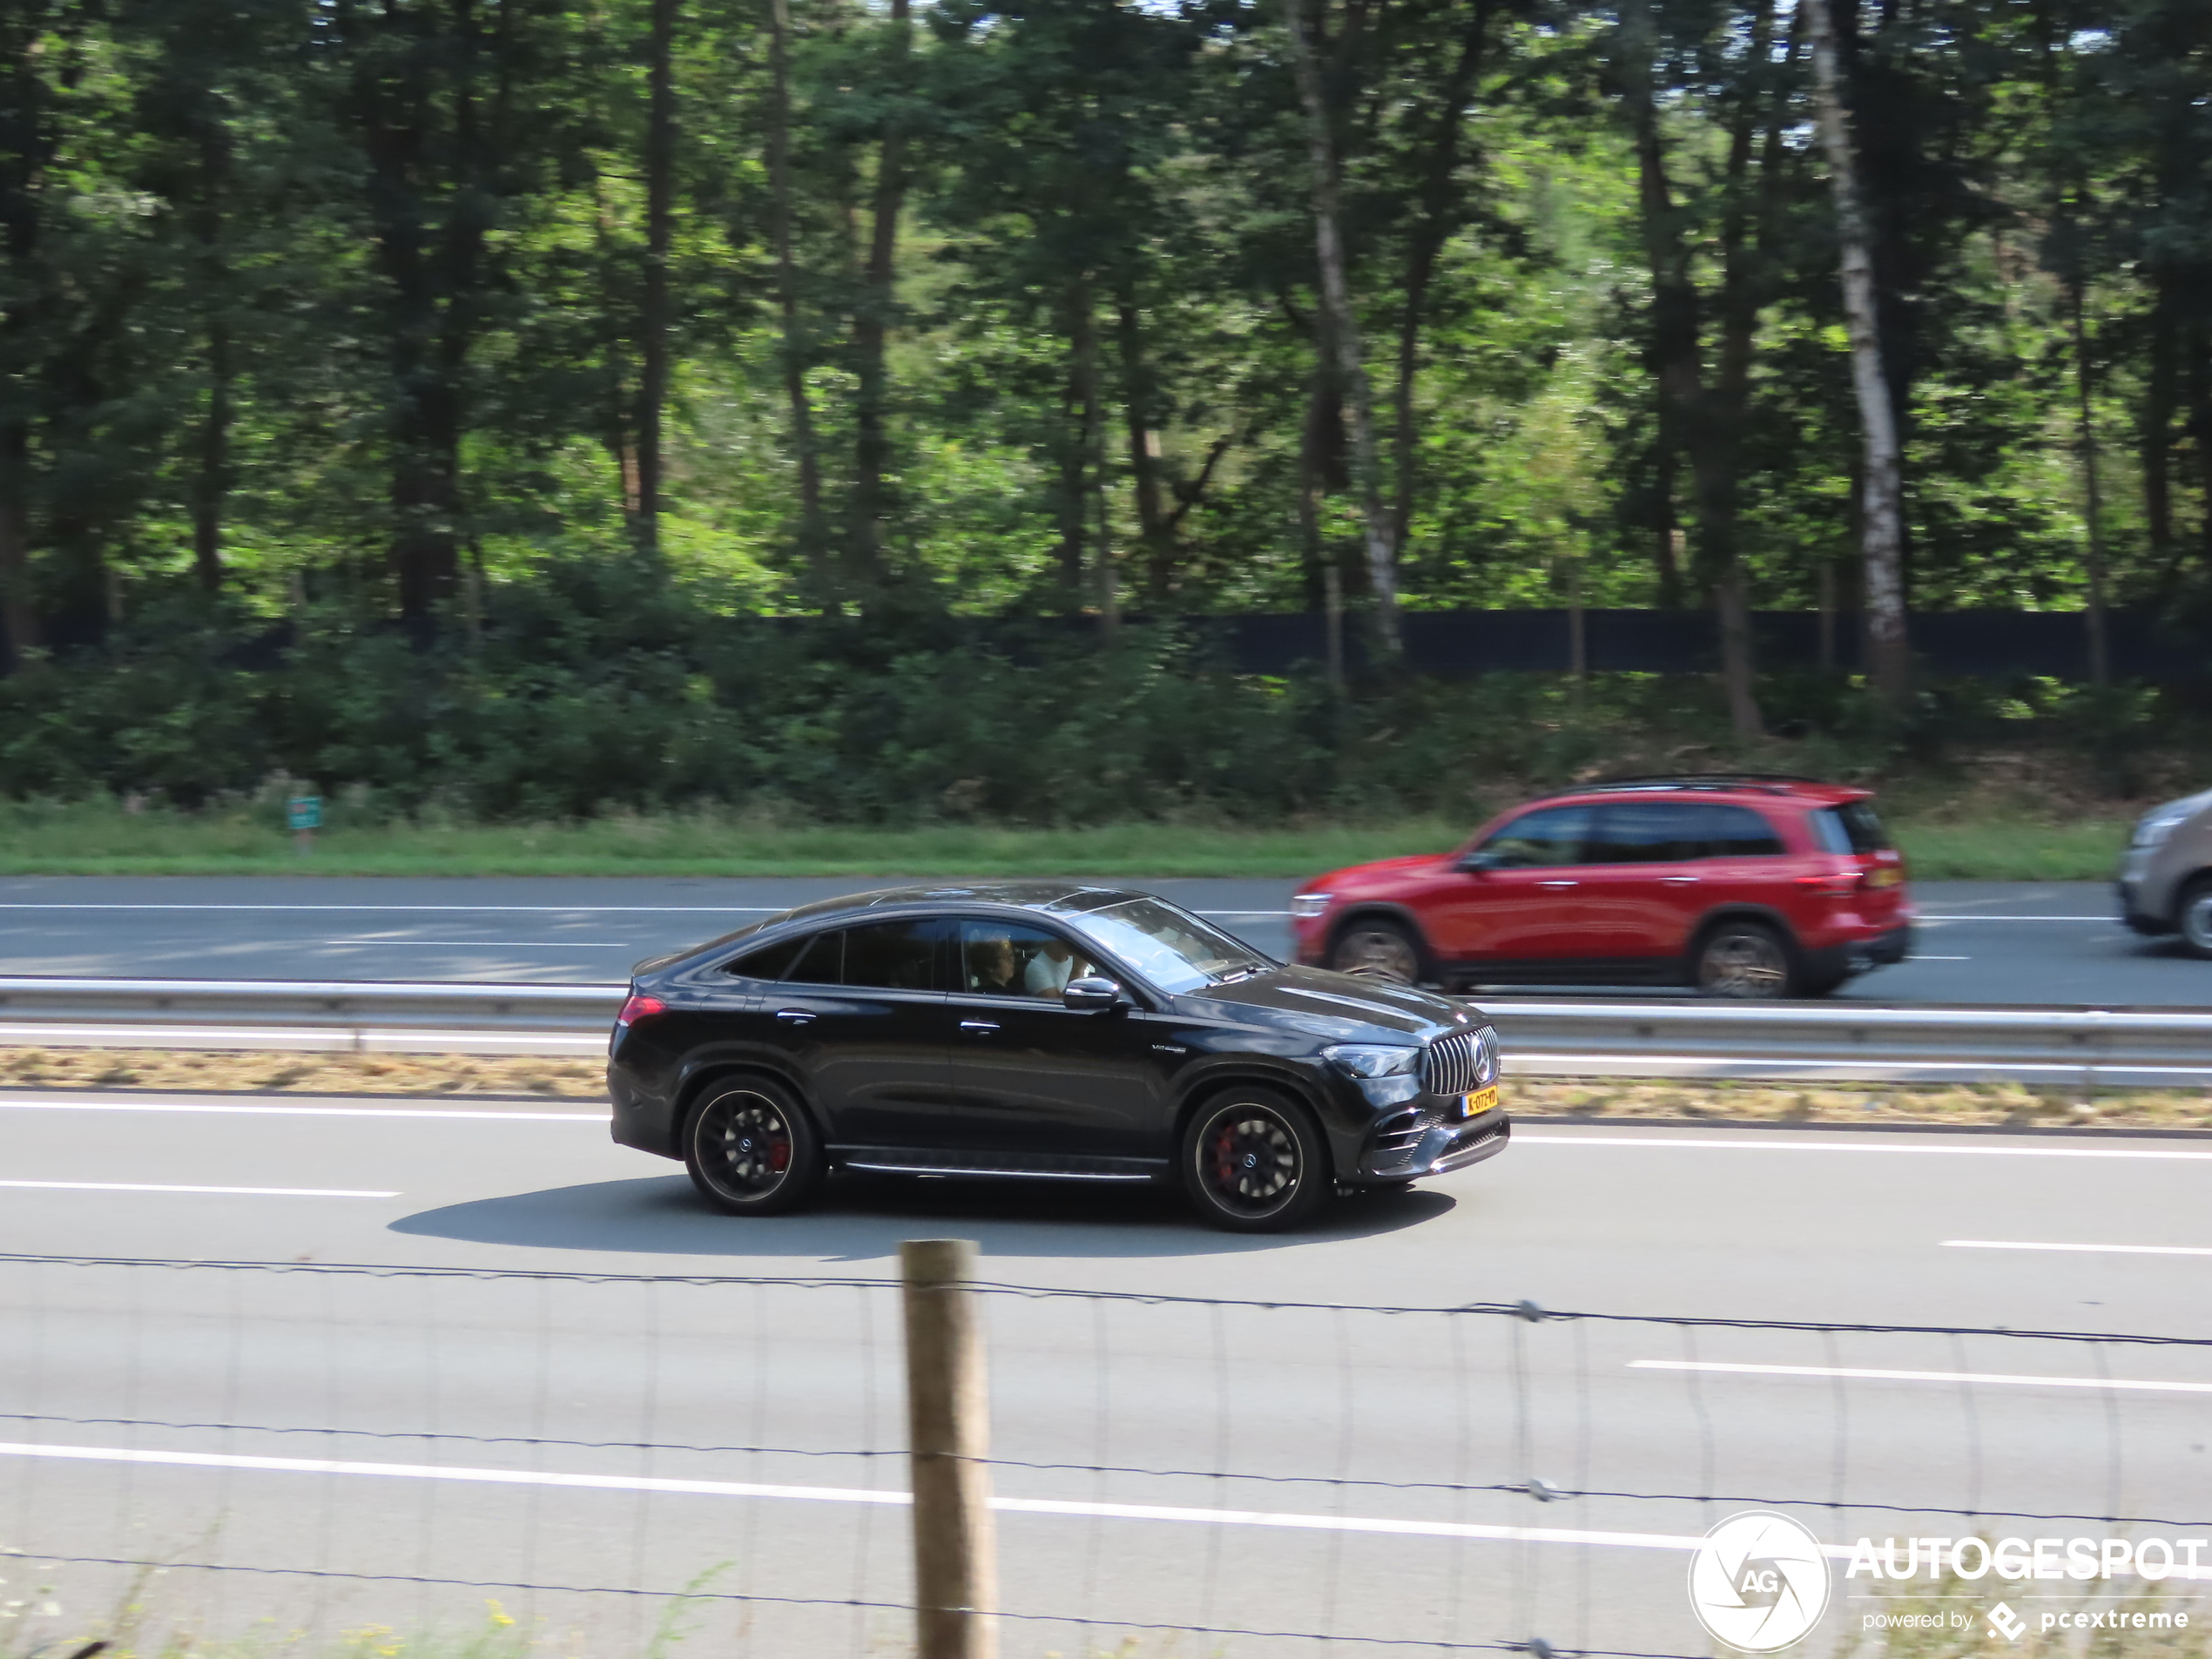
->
[1355,1105,1510,1181]
[2118,879,2171,935]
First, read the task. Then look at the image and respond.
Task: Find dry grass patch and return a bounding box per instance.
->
[0,1047,607,1099]
[1512,1076,2212,1130]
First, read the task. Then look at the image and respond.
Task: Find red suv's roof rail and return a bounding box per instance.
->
[1535,772,1851,799]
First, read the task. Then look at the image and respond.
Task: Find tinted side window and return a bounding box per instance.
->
[1835,801,1891,852]
[842,920,948,991]
[957,920,1107,999]
[1701,805,1787,858]
[783,930,844,985]
[725,939,802,981]
[1588,802,1709,864]
[1479,806,1593,868]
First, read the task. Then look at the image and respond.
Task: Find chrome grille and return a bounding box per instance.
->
[1423,1031,1474,1096]
[1421,1028,1497,1096]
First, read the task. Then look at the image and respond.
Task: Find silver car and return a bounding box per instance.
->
[2119,789,2212,954]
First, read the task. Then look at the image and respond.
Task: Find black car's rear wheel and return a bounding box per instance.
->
[1330,919,1425,985]
[1180,1089,1330,1233]
[684,1080,824,1216]
[1693,920,1797,999]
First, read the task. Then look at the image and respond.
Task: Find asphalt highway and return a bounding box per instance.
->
[4,1093,2210,1656]
[0,874,2202,1007]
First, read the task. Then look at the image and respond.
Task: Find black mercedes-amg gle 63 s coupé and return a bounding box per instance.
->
[607,883,1507,1232]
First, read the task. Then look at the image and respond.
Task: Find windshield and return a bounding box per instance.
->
[1060,896,1271,995]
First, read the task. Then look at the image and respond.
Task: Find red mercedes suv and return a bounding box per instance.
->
[1291,777,1912,998]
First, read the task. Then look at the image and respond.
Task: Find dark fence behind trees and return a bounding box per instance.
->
[1165,611,2206,680]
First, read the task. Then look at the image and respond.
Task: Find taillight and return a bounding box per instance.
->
[1795,873,1857,898]
[617,994,668,1028]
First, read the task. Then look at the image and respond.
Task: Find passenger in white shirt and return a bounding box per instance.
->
[1024,936,1079,997]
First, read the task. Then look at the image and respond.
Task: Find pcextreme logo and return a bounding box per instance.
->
[1686,1511,1831,1652]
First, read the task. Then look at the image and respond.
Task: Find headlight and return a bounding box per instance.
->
[1323,1043,1422,1078]
[2136,815,2188,848]
[1291,893,1332,919]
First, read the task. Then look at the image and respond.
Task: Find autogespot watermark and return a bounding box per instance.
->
[1688,1515,2207,1650]
[1688,1512,1832,1651]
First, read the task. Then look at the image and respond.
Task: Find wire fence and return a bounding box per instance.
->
[3,1251,2209,1658]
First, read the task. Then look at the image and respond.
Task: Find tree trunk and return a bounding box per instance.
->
[0,3,51,670]
[1804,0,1909,709]
[1618,0,1764,738]
[2143,274,2175,558]
[0,421,35,671]
[1388,0,1489,555]
[637,0,677,554]
[2066,278,2109,685]
[1282,0,1399,655]
[190,122,232,594]
[1114,288,1170,601]
[850,0,911,586]
[766,0,825,577]
[192,317,231,594]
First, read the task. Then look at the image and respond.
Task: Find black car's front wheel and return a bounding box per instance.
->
[683,1080,825,1216]
[1180,1089,1331,1233]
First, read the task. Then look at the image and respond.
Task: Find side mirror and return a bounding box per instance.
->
[1063,976,1124,1011]
[1459,849,1503,873]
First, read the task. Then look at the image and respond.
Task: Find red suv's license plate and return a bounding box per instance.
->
[1461,1086,1500,1119]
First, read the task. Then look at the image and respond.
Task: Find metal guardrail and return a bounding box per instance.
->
[0,976,2209,1081]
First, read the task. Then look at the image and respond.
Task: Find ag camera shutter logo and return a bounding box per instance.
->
[1687,1511,1831,1650]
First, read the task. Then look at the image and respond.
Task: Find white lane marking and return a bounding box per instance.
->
[1917,914,2114,923]
[0,1180,397,1197]
[0,1098,599,1122]
[1907,954,1971,961]
[1630,1359,2212,1396]
[1514,1132,2212,1159]
[1946,1238,2212,1258]
[0,1442,1709,1554]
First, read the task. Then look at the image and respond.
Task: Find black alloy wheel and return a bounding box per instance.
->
[1693,920,1797,999]
[683,1081,825,1216]
[1180,1089,1330,1233]
[1330,919,1426,986]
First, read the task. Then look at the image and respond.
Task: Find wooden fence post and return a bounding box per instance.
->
[901,1238,998,1659]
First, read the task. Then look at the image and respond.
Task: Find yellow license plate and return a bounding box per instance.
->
[1461,1086,1500,1118]
[1867,867,1900,887]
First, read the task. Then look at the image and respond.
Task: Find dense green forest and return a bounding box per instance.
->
[0,0,2207,819]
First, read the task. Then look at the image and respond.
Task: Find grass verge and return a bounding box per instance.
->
[6,1049,2208,1131]
[0,802,2141,880]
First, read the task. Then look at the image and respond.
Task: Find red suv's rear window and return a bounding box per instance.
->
[1811,801,1892,854]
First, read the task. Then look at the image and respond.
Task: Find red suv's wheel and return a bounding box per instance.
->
[1693,919,1797,998]
[1329,918,1426,985]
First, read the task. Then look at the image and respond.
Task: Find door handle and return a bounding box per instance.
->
[960,1020,1000,1035]
[1537,879,1577,888]
[775,1008,817,1026]
[1661,876,1699,886]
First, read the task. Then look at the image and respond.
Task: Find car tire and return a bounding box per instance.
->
[1180,1088,1332,1234]
[1330,917,1428,986]
[2178,877,2212,959]
[1692,919,1798,999]
[682,1078,825,1217]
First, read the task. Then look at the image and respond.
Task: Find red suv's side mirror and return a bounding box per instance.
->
[1459,849,1505,873]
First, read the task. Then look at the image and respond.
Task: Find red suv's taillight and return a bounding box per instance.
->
[617,993,668,1029]
[1795,872,1858,898]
